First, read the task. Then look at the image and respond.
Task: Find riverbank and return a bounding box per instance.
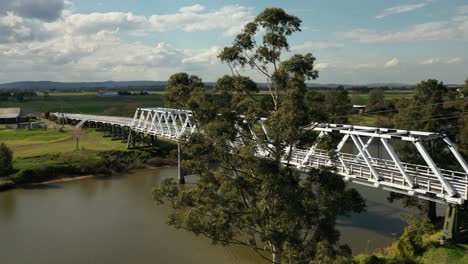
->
[0,150,177,191]
[0,125,178,191]
[354,218,468,264]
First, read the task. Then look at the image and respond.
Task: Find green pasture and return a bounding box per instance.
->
[349,90,415,105]
[0,128,127,160]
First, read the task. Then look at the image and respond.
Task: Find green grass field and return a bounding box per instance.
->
[419,244,468,264]
[349,90,415,105]
[0,128,127,160]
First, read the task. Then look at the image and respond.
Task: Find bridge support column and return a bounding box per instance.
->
[127,130,135,149]
[442,203,468,242]
[177,142,185,184]
[121,128,128,143]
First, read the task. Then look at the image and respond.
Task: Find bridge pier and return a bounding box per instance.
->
[177,142,185,184]
[121,127,129,143]
[127,130,156,149]
[442,203,468,242]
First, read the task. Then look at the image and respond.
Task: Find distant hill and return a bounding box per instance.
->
[305,83,413,89]
[0,81,167,90]
[0,80,416,90]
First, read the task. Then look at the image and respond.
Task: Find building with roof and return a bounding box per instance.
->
[0,108,26,124]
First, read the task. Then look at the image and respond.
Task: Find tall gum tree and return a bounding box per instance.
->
[153,8,365,264]
[390,79,461,222]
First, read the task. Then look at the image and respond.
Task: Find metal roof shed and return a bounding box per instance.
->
[0,108,21,119]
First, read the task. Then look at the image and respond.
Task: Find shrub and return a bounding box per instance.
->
[0,143,13,177]
[390,216,435,259]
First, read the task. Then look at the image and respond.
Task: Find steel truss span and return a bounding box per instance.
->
[54,107,468,205]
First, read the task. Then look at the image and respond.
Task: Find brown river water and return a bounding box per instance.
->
[0,166,423,264]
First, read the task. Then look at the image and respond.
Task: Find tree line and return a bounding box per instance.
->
[0,91,37,101]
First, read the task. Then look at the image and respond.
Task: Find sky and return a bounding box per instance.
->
[0,0,467,85]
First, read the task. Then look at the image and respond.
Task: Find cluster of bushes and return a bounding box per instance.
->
[354,216,467,264]
[0,91,37,101]
[117,90,149,96]
[0,143,13,177]
[9,150,151,184]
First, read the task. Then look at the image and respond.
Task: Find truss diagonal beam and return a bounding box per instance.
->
[380,138,414,188]
[414,140,456,197]
[351,134,380,181]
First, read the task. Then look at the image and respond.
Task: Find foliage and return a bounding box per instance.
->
[0,91,10,101]
[459,115,468,157]
[306,88,353,124]
[365,89,395,113]
[10,150,150,184]
[323,86,352,123]
[0,143,13,177]
[390,79,457,222]
[390,216,436,259]
[463,78,468,97]
[154,7,365,264]
[309,241,354,264]
[164,72,204,109]
[354,215,440,264]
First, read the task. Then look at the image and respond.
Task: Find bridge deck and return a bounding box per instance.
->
[54,108,468,205]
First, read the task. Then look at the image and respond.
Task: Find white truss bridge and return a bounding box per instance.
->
[55,107,468,205]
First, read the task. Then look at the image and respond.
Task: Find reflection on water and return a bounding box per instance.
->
[0,166,431,263]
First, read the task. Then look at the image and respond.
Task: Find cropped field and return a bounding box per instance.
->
[0,93,165,116]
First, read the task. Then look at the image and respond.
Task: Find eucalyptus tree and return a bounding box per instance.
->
[366,89,385,112]
[154,8,365,264]
[390,79,457,222]
[164,72,204,109]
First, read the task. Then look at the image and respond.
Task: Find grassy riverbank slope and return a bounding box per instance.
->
[0,127,176,189]
[355,220,468,264]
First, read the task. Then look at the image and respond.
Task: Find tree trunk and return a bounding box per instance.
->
[271,242,282,264]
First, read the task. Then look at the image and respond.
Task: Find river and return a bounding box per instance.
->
[0,166,421,264]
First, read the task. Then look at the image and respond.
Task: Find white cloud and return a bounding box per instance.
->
[353,63,377,69]
[290,42,344,52]
[179,4,205,13]
[420,58,440,65]
[376,2,429,19]
[0,4,254,44]
[339,16,468,43]
[315,63,330,70]
[446,57,462,64]
[0,4,257,82]
[420,57,462,64]
[384,58,399,68]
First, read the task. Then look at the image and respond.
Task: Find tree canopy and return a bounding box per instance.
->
[390,79,459,222]
[463,78,468,97]
[366,89,385,112]
[154,8,365,264]
[164,72,204,109]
